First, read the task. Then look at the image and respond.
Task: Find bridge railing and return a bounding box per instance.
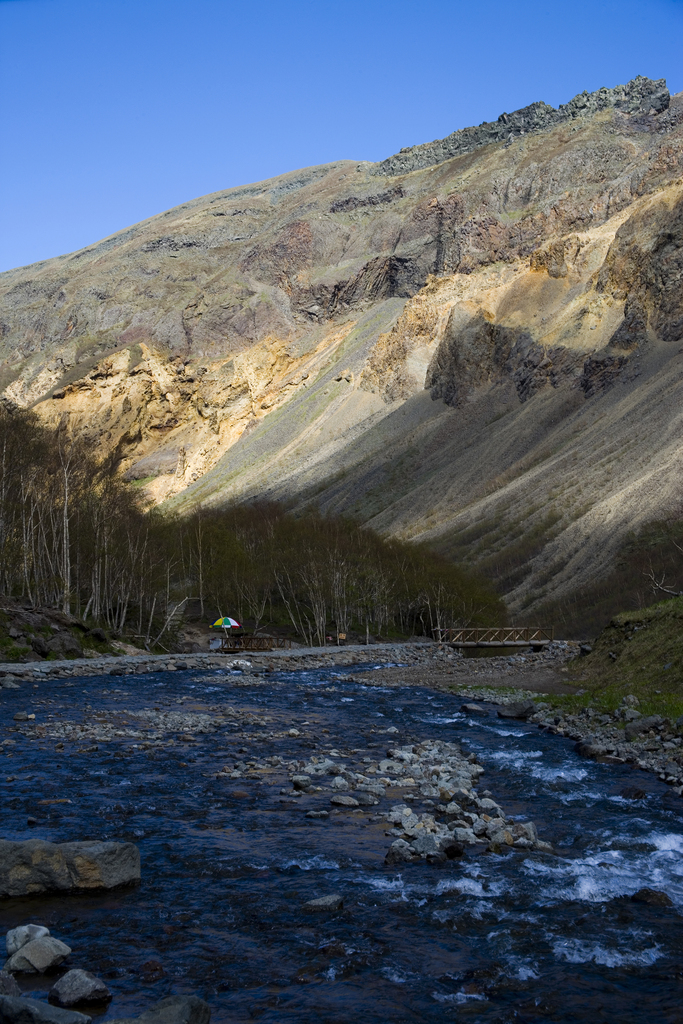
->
[219,636,293,651]
[433,626,554,646]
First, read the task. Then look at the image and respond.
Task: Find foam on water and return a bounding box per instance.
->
[381,967,409,983]
[553,938,662,967]
[432,990,488,1004]
[281,855,340,871]
[522,841,683,905]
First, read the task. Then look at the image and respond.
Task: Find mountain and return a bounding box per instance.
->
[2,75,683,622]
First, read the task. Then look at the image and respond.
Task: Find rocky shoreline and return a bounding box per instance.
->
[0,642,433,689]
[529,698,683,794]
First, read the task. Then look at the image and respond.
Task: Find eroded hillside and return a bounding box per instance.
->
[2,75,683,615]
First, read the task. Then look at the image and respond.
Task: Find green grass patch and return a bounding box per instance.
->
[549,595,683,719]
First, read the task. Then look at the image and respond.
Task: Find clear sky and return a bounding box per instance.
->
[1,0,682,273]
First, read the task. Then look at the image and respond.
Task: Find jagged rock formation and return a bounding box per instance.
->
[375,75,670,176]
[2,76,683,615]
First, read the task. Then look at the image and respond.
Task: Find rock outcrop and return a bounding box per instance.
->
[375,76,670,176]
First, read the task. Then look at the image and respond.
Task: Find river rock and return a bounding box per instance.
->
[411,832,442,856]
[574,739,608,760]
[106,995,211,1024]
[290,775,310,790]
[48,970,111,1007]
[631,887,673,907]
[478,797,504,815]
[356,783,385,798]
[0,840,140,897]
[385,839,417,864]
[450,826,478,844]
[330,795,358,808]
[354,791,379,806]
[305,810,329,819]
[5,936,71,973]
[461,703,488,715]
[0,972,20,996]
[0,995,92,1024]
[303,894,343,911]
[6,925,50,955]
[625,716,663,741]
[497,701,536,720]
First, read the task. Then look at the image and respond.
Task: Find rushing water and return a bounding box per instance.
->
[2,662,683,1023]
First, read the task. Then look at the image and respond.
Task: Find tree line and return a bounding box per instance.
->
[0,407,504,646]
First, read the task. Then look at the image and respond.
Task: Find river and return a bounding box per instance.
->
[1,661,683,1023]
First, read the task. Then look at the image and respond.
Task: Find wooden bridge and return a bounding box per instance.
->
[219,636,293,652]
[433,627,554,650]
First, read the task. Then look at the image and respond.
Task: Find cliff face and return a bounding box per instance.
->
[2,77,683,614]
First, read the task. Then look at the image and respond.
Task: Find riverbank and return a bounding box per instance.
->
[0,642,435,687]
[346,642,683,794]
[0,638,580,687]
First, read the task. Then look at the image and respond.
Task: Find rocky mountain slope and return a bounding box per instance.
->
[2,75,683,619]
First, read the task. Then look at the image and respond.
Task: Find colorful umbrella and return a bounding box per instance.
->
[211,616,241,628]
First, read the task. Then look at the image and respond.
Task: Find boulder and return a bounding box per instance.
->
[0,972,20,997]
[574,739,608,760]
[631,887,673,907]
[5,936,71,973]
[497,701,536,720]
[106,996,211,1024]
[48,971,111,1007]
[411,832,442,856]
[30,637,49,658]
[460,703,488,714]
[385,839,417,864]
[441,839,464,859]
[45,634,82,659]
[356,783,386,798]
[0,840,140,897]
[354,791,378,807]
[625,715,663,741]
[478,797,504,815]
[329,795,359,808]
[535,840,554,853]
[0,996,91,1024]
[449,827,478,844]
[6,926,50,956]
[303,894,343,911]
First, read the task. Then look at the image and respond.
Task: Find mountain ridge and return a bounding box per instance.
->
[375,74,671,176]
[1,76,683,625]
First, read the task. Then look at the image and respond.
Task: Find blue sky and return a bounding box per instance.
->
[1,0,682,272]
